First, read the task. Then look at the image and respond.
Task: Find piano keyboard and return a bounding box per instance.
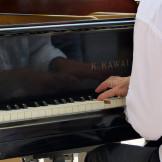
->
[0,97,125,124]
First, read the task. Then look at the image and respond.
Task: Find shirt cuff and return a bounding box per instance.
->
[30,45,67,71]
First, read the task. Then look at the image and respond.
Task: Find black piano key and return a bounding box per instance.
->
[14,104,21,109]
[87,96,93,100]
[42,101,48,106]
[69,98,75,103]
[1,104,20,110]
[22,104,28,109]
[80,97,86,101]
[61,99,67,104]
[42,99,53,105]
[22,101,37,107]
[6,105,12,110]
[53,100,60,105]
[34,102,40,107]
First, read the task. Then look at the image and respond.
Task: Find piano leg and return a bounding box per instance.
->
[53,154,73,162]
[53,153,86,162]
[22,156,39,162]
[22,154,73,162]
[78,153,86,162]
[21,146,95,162]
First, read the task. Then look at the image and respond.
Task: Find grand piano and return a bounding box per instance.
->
[0,0,140,160]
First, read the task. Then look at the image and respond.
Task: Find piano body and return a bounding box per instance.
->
[0,0,140,160]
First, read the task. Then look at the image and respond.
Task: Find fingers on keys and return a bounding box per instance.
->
[95,79,113,93]
[97,88,118,100]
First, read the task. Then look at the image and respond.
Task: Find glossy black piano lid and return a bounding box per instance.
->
[0,20,140,159]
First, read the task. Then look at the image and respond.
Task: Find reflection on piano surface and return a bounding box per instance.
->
[0,12,140,159]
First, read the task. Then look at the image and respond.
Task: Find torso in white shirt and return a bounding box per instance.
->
[126,0,162,161]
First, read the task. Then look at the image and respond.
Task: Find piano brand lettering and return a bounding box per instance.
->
[91,59,130,72]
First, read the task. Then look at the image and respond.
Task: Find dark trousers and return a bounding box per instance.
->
[85,143,160,162]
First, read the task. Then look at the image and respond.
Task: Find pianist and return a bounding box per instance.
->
[0,33,111,102]
[85,0,162,161]
[0,33,76,100]
[0,33,66,71]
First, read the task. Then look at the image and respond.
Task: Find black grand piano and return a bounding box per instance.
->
[0,0,140,160]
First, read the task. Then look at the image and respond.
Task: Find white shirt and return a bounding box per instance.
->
[0,33,66,71]
[126,0,162,160]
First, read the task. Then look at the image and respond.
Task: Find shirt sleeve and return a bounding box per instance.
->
[126,0,162,141]
[28,33,66,71]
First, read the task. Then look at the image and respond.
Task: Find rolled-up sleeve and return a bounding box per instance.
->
[28,33,66,71]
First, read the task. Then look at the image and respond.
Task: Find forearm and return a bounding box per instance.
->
[49,57,115,81]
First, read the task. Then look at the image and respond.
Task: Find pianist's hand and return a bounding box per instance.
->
[95,76,130,100]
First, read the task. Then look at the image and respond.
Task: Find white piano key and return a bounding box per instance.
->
[78,102,86,112]
[37,108,46,118]
[0,112,4,122]
[0,97,125,124]
[17,110,25,120]
[72,102,83,113]
[58,105,67,115]
[85,101,94,112]
[90,101,101,111]
[44,107,53,117]
[44,106,56,117]
[64,103,73,114]
[3,112,11,121]
[10,111,18,121]
[62,104,72,114]
[95,101,105,110]
[31,109,40,118]
[24,110,32,119]
[51,105,60,116]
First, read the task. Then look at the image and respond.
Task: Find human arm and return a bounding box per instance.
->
[28,33,105,80]
[49,57,111,81]
[0,69,81,102]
